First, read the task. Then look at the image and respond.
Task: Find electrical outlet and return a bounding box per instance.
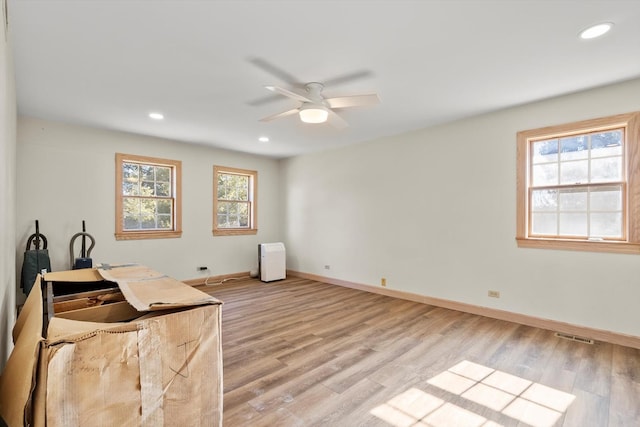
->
[381,278,387,287]
[324,265,330,270]
[488,290,500,298]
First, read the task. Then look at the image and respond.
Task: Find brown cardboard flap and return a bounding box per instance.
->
[0,276,44,427]
[97,265,220,311]
[44,268,103,283]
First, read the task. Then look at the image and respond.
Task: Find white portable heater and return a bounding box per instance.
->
[258,242,286,282]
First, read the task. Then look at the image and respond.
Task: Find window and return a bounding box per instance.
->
[115,153,182,240]
[213,166,257,236]
[516,112,640,253]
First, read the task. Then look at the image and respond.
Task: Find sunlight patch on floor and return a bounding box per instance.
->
[370,360,575,427]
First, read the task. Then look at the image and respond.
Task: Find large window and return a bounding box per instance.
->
[516,112,640,253]
[115,153,182,240]
[213,166,257,236]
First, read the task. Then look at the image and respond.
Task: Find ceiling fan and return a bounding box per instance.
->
[258,82,380,129]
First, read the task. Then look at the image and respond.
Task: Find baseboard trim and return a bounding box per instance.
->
[183,271,251,287]
[287,270,640,350]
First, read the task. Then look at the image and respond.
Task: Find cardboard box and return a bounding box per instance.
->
[0,265,223,427]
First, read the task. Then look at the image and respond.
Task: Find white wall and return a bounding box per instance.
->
[282,77,640,338]
[16,117,281,298]
[1,0,17,368]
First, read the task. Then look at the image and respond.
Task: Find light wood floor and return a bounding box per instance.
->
[199,277,640,427]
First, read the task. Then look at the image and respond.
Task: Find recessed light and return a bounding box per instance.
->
[579,22,613,40]
[148,112,164,120]
[258,136,269,143]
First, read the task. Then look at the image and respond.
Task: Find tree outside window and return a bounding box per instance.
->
[213,166,257,236]
[115,153,182,240]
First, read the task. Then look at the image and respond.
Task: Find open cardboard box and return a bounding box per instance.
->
[0,265,223,427]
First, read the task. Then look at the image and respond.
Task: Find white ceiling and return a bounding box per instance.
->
[8,1,640,159]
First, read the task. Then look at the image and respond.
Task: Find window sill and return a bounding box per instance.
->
[213,228,258,236]
[115,230,182,241]
[516,237,640,254]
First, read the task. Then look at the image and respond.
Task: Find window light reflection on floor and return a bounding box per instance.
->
[370,360,575,427]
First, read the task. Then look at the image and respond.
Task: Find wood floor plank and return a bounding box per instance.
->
[198,277,640,426]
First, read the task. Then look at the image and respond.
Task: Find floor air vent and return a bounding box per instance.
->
[554,332,594,344]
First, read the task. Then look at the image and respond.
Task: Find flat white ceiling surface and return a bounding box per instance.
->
[8,1,640,158]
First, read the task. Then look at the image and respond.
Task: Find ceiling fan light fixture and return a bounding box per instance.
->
[299,104,328,124]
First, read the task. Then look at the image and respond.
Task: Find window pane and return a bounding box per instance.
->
[218,173,249,201]
[531,189,557,212]
[141,165,154,181]
[590,186,622,211]
[156,182,170,197]
[124,216,140,230]
[531,190,555,211]
[140,199,156,229]
[591,130,622,156]
[532,139,558,164]
[157,199,172,214]
[560,160,588,184]
[157,214,172,229]
[560,135,588,161]
[122,181,139,196]
[228,202,238,215]
[218,186,227,199]
[531,212,557,235]
[532,163,558,186]
[559,213,587,236]
[591,157,622,183]
[123,163,139,181]
[217,202,229,215]
[216,201,250,228]
[214,167,256,234]
[156,167,171,182]
[141,217,156,229]
[123,198,140,216]
[117,154,181,238]
[141,181,154,196]
[238,186,248,200]
[590,213,623,238]
[123,198,141,230]
[559,188,587,211]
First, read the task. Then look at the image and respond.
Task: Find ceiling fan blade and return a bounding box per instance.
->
[249,57,302,86]
[247,93,287,107]
[259,108,300,122]
[323,70,373,87]
[265,85,313,103]
[326,94,381,109]
[327,109,349,129]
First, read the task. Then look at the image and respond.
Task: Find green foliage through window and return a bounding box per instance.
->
[216,173,250,228]
[122,162,174,231]
[213,166,257,235]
